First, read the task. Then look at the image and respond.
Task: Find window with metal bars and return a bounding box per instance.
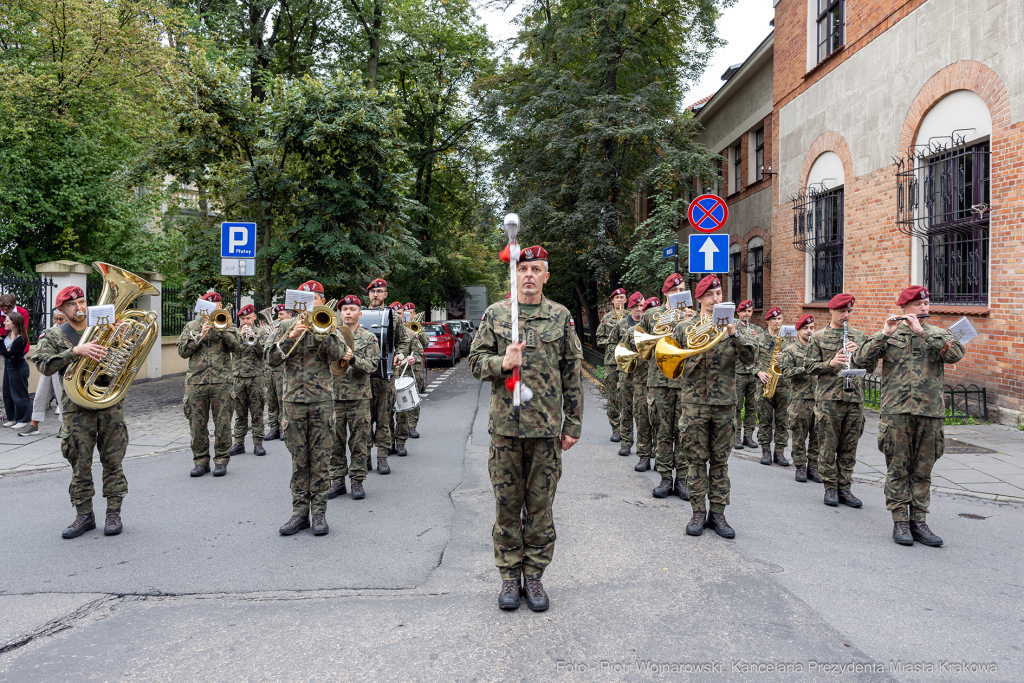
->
[730,252,742,303]
[749,245,763,309]
[817,0,844,64]
[811,188,844,302]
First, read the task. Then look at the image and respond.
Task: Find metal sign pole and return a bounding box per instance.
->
[674,241,679,274]
[236,276,242,315]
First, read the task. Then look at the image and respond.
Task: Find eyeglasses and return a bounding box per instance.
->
[369,289,386,295]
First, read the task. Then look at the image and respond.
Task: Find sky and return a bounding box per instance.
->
[473,0,777,109]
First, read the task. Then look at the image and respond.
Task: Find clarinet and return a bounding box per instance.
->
[843,321,854,393]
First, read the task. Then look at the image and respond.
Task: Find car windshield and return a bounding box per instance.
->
[423,324,446,336]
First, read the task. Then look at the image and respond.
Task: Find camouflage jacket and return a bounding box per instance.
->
[469,297,584,439]
[177,319,241,386]
[735,321,765,374]
[30,325,106,415]
[267,317,346,403]
[232,325,268,378]
[642,304,683,389]
[596,310,621,365]
[853,322,966,417]
[778,340,815,401]
[670,318,756,405]
[804,325,868,403]
[757,332,795,394]
[614,314,646,387]
[411,329,429,359]
[333,324,381,401]
[262,321,287,376]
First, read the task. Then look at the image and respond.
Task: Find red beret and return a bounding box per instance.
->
[795,314,814,330]
[338,295,361,308]
[519,245,547,262]
[274,304,286,313]
[389,301,403,310]
[404,302,416,310]
[610,288,626,299]
[695,275,721,299]
[642,297,661,311]
[627,291,645,308]
[661,273,685,293]
[55,286,85,308]
[299,280,324,294]
[897,286,929,306]
[237,304,255,317]
[764,306,782,320]
[736,300,753,312]
[201,292,222,302]
[367,278,387,291]
[828,293,856,309]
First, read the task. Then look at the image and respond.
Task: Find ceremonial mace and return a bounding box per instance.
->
[501,213,533,413]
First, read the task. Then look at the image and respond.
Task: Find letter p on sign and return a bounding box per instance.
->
[229,227,247,253]
[220,222,256,258]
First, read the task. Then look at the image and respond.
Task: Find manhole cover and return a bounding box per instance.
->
[944,438,996,454]
[958,513,988,520]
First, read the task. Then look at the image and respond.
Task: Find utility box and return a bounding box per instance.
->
[464,286,488,328]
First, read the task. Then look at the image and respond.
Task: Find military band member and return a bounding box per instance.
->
[327,295,381,501]
[615,292,654,471]
[403,302,429,439]
[804,293,867,508]
[365,279,412,474]
[779,315,820,483]
[673,276,755,539]
[229,304,267,456]
[755,307,792,466]
[606,291,636,456]
[733,300,763,450]
[269,280,346,536]
[31,286,130,538]
[389,301,418,457]
[854,286,966,547]
[646,274,690,499]
[264,304,291,441]
[596,287,627,442]
[178,292,241,477]
[469,245,583,612]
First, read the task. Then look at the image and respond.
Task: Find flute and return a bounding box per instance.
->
[887,314,931,322]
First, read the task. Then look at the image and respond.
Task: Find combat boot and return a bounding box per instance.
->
[213,463,227,477]
[652,476,673,498]
[892,521,914,546]
[409,429,420,439]
[311,513,329,536]
[326,481,347,499]
[610,431,621,443]
[795,466,808,483]
[618,445,630,456]
[634,457,650,472]
[377,455,391,475]
[773,449,790,467]
[521,577,549,612]
[265,429,280,441]
[685,511,706,536]
[807,466,822,483]
[388,442,398,456]
[910,521,943,547]
[62,512,96,539]
[351,480,365,500]
[103,509,123,536]
[254,441,266,456]
[705,512,736,539]
[838,489,862,508]
[228,442,245,456]
[498,573,521,611]
[190,463,211,477]
[823,488,839,507]
[279,515,310,535]
[743,435,758,449]
[760,448,771,465]
[673,477,689,501]
[396,443,408,456]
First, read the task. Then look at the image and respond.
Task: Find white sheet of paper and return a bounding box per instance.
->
[712,302,735,327]
[86,305,116,327]
[948,316,979,345]
[285,289,316,313]
[194,298,218,317]
[667,291,693,310]
[780,325,797,338]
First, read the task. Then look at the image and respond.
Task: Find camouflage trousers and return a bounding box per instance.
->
[878,414,944,522]
[370,377,395,450]
[232,375,265,442]
[618,380,652,456]
[680,403,735,514]
[649,387,683,476]
[488,434,562,581]
[603,365,621,433]
[757,390,790,450]
[282,401,333,516]
[734,372,760,437]
[392,403,411,446]
[331,399,371,482]
[61,404,128,515]
[788,398,820,468]
[265,369,284,431]
[815,400,865,490]
[184,383,234,466]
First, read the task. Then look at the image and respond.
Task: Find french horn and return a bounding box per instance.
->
[653,314,728,380]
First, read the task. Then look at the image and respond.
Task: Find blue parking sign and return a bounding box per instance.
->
[221,222,257,258]
[688,234,730,274]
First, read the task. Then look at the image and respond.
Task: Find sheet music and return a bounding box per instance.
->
[948,316,979,345]
[667,291,693,310]
[86,305,116,327]
[712,302,735,327]
[780,325,797,338]
[194,299,218,316]
[285,289,316,313]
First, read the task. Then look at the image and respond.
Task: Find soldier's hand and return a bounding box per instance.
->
[829,349,850,368]
[289,321,307,340]
[343,347,354,362]
[882,317,900,336]
[756,371,770,383]
[726,322,736,337]
[201,322,211,337]
[74,342,107,361]
[904,314,925,334]
[406,356,416,366]
[561,434,579,451]
[501,341,526,372]
[682,307,695,321]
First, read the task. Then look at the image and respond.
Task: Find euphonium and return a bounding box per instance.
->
[330,325,356,376]
[762,335,784,398]
[614,342,640,373]
[283,304,338,358]
[64,263,160,410]
[653,314,728,380]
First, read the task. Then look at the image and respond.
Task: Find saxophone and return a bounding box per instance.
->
[762,334,784,398]
[64,263,160,410]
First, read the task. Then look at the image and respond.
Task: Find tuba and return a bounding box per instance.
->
[762,335,784,398]
[64,263,160,410]
[653,314,728,380]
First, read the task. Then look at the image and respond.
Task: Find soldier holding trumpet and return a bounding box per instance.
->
[230,304,267,457]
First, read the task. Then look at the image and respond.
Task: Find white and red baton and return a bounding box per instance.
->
[500,213,532,414]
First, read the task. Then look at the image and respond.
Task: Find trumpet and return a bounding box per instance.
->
[653,314,728,380]
[241,324,258,346]
[283,304,338,359]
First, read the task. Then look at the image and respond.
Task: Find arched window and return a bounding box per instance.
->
[792,152,844,302]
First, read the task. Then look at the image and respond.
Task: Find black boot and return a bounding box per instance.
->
[634,457,650,472]
[265,429,280,441]
[773,449,790,467]
[377,455,391,475]
[311,513,329,536]
[823,488,839,507]
[351,480,365,500]
[229,442,245,456]
[807,466,822,483]
[388,442,398,456]
[103,509,123,536]
[279,515,310,535]
[892,521,914,546]
[396,443,408,456]
[326,481,347,499]
[190,463,210,477]
[62,512,96,539]
[521,577,549,612]
[838,489,863,508]
[610,431,621,442]
[652,476,673,498]
[409,429,420,439]
[498,574,521,611]
[618,446,631,456]
[795,466,808,483]
[705,512,736,539]
[254,441,266,456]
[674,477,689,501]
[760,448,771,465]
[743,435,758,449]
[213,463,227,477]
[910,521,943,547]
[685,511,706,536]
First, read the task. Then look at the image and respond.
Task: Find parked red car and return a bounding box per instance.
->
[423,322,461,367]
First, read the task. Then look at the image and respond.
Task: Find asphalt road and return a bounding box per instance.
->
[0,364,1021,682]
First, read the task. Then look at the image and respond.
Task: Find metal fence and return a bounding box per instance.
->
[161,284,194,336]
[0,271,56,336]
[863,375,988,419]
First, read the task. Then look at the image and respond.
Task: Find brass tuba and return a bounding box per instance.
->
[762,335,784,398]
[64,263,160,410]
[653,314,728,380]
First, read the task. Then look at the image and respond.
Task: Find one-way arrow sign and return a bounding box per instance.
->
[688,233,730,274]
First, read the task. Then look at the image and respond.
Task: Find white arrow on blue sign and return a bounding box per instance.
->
[221,222,257,259]
[662,244,677,258]
[688,233,730,274]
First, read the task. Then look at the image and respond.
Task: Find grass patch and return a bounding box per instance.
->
[592,366,605,381]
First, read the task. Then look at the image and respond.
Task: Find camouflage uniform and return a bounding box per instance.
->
[595,310,622,434]
[369,307,412,451]
[779,341,819,468]
[734,321,764,439]
[264,323,286,433]
[469,297,583,581]
[267,319,346,517]
[331,325,381,483]
[406,328,430,433]
[642,304,685,478]
[177,319,241,467]
[755,332,794,452]
[232,325,267,444]
[614,314,652,458]
[31,327,128,515]
[854,323,965,521]
[804,325,868,492]
[671,319,756,513]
